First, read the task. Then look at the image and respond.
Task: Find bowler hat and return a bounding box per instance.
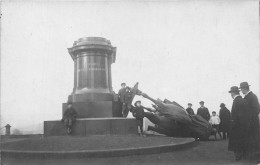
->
[188,103,192,106]
[199,101,204,104]
[229,86,240,93]
[220,103,225,107]
[239,82,250,89]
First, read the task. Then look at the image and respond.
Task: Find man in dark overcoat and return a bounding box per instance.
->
[228,86,251,161]
[118,83,126,116]
[118,83,126,103]
[186,103,195,115]
[239,82,260,153]
[197,101,210,121]
[219,103,231,140]
[122,86,132,117]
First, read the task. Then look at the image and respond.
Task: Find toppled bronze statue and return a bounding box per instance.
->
[140,92,213,140]
[117,83,213,140]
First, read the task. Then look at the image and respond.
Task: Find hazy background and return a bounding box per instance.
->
[1,1,259,134]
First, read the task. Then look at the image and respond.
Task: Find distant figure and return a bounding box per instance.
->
[209,111,222,139]
[132,101,145,136]
[239,82,260,153]
[228,86,251,161]
[219,103,231,140]
[186,103,195,115]
[122,86,132,117]
[5,124,11,135]
[197,101,210,121]
[62,102,77,134]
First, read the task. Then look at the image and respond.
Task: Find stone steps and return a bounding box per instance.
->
[44,118,138,136]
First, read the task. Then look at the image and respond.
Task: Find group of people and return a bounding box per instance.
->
[117,81,260,161]
[61,81,259,161]
[185,101,231,140]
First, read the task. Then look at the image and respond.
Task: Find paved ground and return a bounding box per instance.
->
[1,135,191,151]
[1,137,260,165]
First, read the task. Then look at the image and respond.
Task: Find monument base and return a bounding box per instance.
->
[62,101,113,118]
[44,118,138,136]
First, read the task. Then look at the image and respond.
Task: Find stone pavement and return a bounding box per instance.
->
[1,136,259,165]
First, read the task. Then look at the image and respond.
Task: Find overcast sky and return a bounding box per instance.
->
[1,1,259,133]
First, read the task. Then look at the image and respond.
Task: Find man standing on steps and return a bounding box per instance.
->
[122,86,132,117]
[197,101,210,121]
[118,83,126,102]
[118,83,126,117]
[239,82,260,156]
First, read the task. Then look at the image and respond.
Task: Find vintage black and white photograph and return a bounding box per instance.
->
[0,0,260,164]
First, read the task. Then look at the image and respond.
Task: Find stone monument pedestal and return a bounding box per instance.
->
[62,102,113,118]
[44,37,137,136]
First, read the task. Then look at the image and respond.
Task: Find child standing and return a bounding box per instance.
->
[209,111,222,139]
[132,101,145,137]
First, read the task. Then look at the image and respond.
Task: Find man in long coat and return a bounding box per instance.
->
[219,103,231,140]
[228,86,251,161]
[118,83,126,103]
[197,101,210,121]
[239,82,260,153]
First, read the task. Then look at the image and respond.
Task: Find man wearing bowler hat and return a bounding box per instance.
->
[228,86,251,161]
[239,82,260,153]
[197,101,210,121]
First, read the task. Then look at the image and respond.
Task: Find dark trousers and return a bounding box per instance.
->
[222,132,229,140]
[136,118,144,134]
[64,118,75,128]
[212,124,222,139]
[122,103,131,117]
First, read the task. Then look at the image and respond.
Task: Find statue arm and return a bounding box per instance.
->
[141,93,160,105]
[142,106,157,113]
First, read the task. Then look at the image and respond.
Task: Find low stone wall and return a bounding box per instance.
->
[1,134,43,139]
[44,118,138,136]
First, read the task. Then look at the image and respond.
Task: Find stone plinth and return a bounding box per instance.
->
[67,37,117,118]
[62,102,113,118]
[44,118,138,136]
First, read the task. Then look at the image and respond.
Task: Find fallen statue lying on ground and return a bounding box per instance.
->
[141,93,213,140]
